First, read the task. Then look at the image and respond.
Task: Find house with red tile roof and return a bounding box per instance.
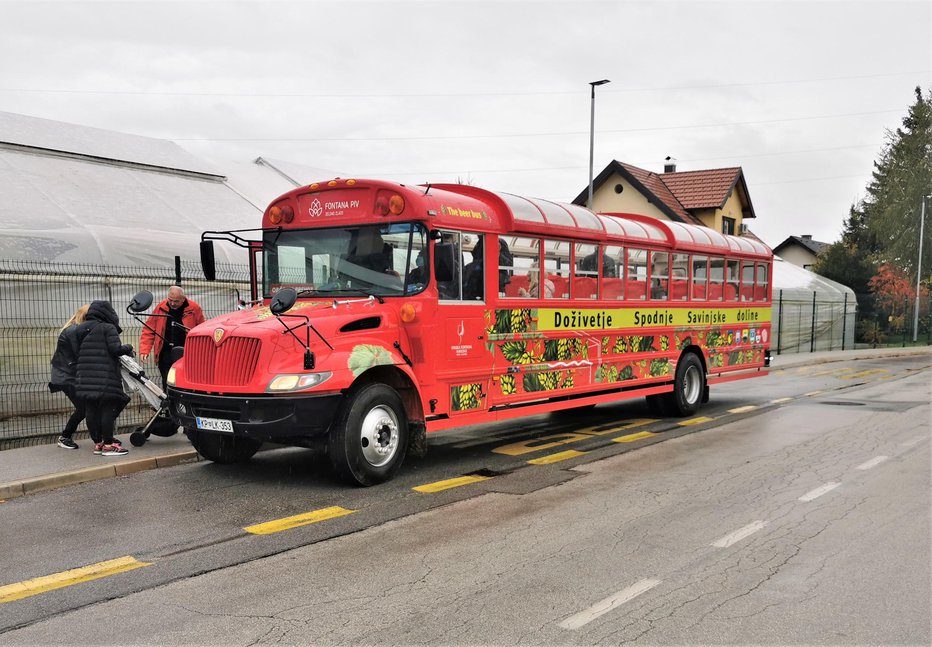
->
[572,159,756,236]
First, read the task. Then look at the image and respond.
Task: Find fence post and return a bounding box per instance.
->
[810,291,817,353]
[841,293,848,351]
[776,289,783,355]
[174,255,182,286]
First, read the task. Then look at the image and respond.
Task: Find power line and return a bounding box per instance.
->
[361,143,881,176]
[0,70,925,98]
[170,109,902,143]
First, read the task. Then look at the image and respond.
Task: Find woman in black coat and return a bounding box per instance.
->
[49,304,89,449]
[75,300,133,456]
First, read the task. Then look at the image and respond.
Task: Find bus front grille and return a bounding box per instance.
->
[185,336,261,387]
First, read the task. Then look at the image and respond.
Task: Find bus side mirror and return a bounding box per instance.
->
[270,287,297,316]
[200,240,217,282]
[434,243,454,282]
[128,290,153,314]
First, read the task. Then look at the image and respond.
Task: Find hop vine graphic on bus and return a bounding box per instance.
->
[347,344,394,376]
[451,382,485,411]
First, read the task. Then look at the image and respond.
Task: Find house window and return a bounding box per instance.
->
[722,217,736,235]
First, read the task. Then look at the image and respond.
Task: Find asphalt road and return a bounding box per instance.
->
[1,354,929,644]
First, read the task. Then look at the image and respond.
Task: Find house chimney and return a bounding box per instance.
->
[663,156,677,173]
[801,234,812,240]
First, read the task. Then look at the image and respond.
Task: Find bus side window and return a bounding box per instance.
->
[603,245,625,300]
[691,255,709,300]
[504,237,539,299]
[437,231,463,300]
[755,262,770,301]
[462,235,486,301]
[650,251,670,300]
[544,239,569,300]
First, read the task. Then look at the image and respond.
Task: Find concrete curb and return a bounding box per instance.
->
[0,450,200,501]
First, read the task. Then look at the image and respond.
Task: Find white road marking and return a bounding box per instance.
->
[798,482,841,502]
[901,437,924,447]
[856,456,889,471]
[558,578,661,630]
[711,520,768,548]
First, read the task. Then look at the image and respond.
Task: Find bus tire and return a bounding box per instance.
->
[189,430,262,464]
[329,383,408,486]
[665,353,705,417]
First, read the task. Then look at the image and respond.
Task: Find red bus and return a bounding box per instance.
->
[173,178,772,485]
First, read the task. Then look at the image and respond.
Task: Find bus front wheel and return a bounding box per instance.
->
[329,383,408,486]
[665,353,705,416]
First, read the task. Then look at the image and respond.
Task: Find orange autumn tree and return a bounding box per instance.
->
[868,264,928,332]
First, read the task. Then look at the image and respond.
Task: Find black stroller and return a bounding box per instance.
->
[123,289,184,447]
[120,354,178,446]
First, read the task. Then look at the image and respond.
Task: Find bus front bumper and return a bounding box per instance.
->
[166,387,343,443]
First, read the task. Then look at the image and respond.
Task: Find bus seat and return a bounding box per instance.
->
[708,284,723,301]
[671,280,688,300]
[573,277,596,299]
[603,278,624,300]
[724,283,739,301]
[626,280,647,300]
[754,285,768,302]
[506,274,528,297]
[548,275,567,298]
[692,283,707,300]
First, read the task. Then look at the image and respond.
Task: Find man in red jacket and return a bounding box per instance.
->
[139,286,206,388]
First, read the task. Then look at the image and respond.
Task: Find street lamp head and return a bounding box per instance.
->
[590,79,611,87]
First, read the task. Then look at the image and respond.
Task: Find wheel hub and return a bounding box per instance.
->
[359,406,399,467]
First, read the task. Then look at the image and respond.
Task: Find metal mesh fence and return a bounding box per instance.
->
[0,258,249,449]
[1,259,928,448]
[772,289,931,354]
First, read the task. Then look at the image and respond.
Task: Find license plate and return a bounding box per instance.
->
[196,416,234,432]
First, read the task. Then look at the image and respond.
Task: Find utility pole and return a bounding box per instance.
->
[913,195,929,342]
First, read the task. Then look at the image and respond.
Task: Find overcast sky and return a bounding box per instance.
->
[1,0,929,248]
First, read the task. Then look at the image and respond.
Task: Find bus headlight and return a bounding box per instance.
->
[266,372,332,393]
[166,366,177,386]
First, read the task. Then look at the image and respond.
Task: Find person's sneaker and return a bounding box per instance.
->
[101,443,128,456]
[93,443,105,455]
[57,436,79,450]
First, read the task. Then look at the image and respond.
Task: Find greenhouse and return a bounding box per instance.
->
[770,256,856,354]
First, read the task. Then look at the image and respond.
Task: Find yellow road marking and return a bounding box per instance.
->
[413,475,492,493]
[803,390,823,397]
[678,416,714,426]
[771,397,793,403]
[728,405,759,414]
[528,450,586,465]
[244,506,355,535]
[492,432,591,456]
[612,431,658,443]
[0,556,150,604]
[840,369,889,380]
[579,418,658,436]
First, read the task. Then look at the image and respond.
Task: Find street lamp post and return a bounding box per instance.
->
[912,194,930,342]
[588,79,610,209]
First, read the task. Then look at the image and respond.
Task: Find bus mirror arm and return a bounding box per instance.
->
[276,312,335,354]
[393,341,413,368]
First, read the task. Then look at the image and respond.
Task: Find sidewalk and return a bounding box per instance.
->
[1,346,929,501]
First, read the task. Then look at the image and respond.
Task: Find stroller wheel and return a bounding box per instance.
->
[130,430,148,447]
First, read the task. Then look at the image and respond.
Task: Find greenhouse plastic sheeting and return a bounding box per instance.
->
[771,257,856,353]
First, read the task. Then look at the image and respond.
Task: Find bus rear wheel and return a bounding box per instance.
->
[188,430,262,464]
[664,353,705,417]
[329,383,408,486]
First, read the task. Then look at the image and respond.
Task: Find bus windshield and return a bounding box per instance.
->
[263,222,429,298]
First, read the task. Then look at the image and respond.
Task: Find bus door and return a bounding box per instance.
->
[435,231,492,415]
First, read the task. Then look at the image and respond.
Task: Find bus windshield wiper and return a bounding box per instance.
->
[296,287,385,304]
